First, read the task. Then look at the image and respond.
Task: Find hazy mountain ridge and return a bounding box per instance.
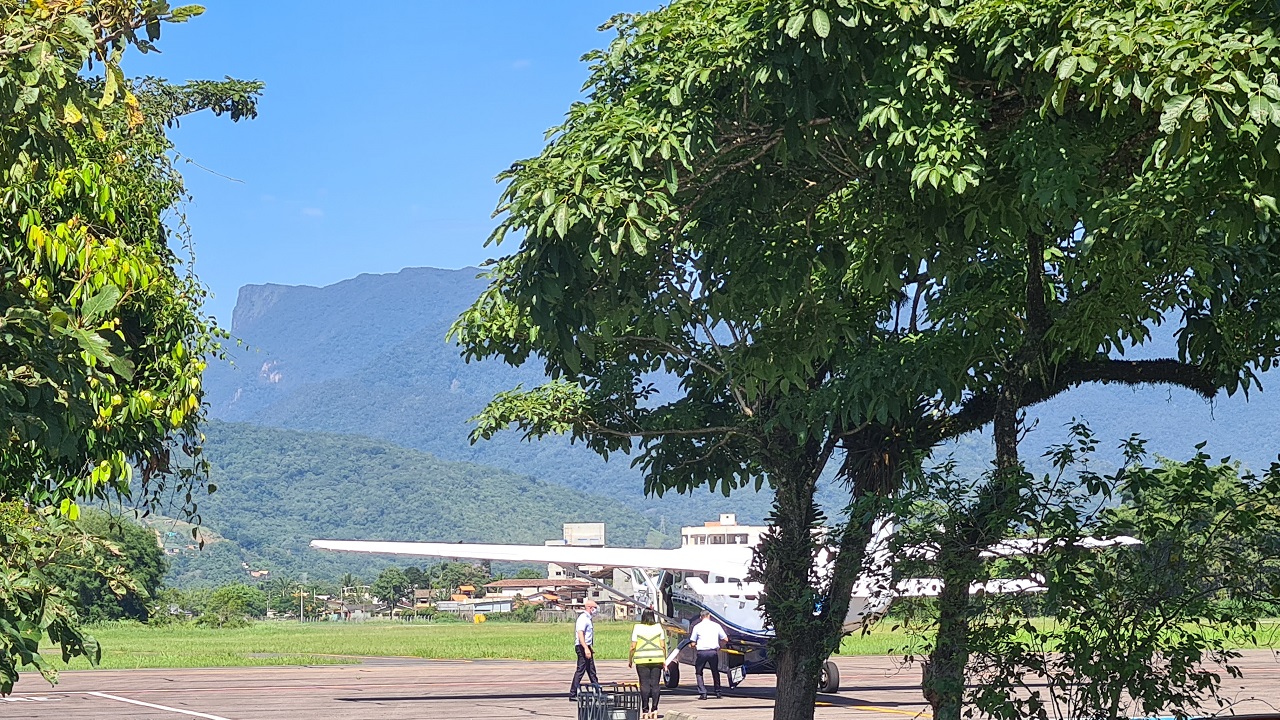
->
[196,265,1280,581]
[204,267,779,527]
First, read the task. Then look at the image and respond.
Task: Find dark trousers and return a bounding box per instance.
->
[694,649,721,697]
[569,645,598,698]
[635,663,662,711]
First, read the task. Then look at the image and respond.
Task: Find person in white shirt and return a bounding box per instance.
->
[568,599,599,700]
[689,609,728,700]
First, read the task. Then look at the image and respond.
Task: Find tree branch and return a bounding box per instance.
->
[929,358,1221,444]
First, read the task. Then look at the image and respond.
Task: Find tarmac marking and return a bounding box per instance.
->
[86,691,235,720]
[1,696,58,702]
[850,706,930,718]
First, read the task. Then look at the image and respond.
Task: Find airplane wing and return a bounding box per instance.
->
[310,539,753,575]
[894,576,1047,597]
[903,535,1142,560]
[979,535,1141,558]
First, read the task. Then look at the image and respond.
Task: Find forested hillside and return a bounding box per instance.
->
[166,422,671,587]
[203,267,778,526]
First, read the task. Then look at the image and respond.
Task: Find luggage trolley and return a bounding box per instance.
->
[576,682,641,720]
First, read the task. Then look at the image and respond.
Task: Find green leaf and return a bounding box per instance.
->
[66,327,113,365]
[554,205,569,239]
[81,284,122,321]
[62,15,95,42]
[812,9,831,39]
[1249,95,1272,126]
[1190,96,1211,123]
[60,98,83,125]
[669,84,683,107]
[784,13,806,38]
[1159,94,1193,133]
[1057,55,1078,80]
[169,5,206,22]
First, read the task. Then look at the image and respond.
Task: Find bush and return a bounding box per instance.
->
[199,583,268,628]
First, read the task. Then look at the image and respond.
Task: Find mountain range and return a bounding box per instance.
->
[180,266,1280,586]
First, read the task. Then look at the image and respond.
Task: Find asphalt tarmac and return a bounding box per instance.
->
[4,652,1280,720]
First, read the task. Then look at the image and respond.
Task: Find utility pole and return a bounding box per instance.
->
[299,573,308,624]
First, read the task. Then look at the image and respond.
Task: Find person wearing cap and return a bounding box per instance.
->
[628,609,668,719]
[689,609,728,700]
[568,599,600,701]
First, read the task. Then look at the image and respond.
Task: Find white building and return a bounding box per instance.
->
[681,513,767,547]
[548,522,606,579]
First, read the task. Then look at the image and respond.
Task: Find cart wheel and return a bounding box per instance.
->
[664,663,680,689]
[818,660,840,693]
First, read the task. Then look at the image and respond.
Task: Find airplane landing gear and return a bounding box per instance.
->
[818,660,840,693]
[664,663,680,689]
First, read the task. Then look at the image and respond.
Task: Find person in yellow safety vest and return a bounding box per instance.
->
[628,609,668,720]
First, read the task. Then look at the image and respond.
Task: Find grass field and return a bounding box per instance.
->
[28,620,911,672]
[28,618,1279,673]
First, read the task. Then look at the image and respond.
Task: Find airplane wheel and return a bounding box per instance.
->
[818,660,840,693]
[664,663,680,689]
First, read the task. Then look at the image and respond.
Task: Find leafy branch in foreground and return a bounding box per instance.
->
[1,0,261,691]
[0,502,141,694]
[897,428,1280,720]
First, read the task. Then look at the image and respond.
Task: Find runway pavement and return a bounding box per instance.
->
[4,652,1280,720]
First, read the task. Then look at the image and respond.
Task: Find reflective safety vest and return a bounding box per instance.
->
[632,624,666,664]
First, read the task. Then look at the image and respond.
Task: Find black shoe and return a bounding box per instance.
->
[715,693,723,699]
[698,695,707,700]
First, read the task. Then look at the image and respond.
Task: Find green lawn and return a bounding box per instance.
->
[28,618,1277,673]
[27,620,909,672]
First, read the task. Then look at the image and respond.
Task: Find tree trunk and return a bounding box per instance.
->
[772,641,823,720]
[758,427,907,720]
[758,456,826,720]
[923,539,979,720]
[923,232,1044,718]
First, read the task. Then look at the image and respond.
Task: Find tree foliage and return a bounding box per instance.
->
[46,510,167,623]
[0,502,137,694]
[371,567,410,609]
[899,433,1280,720]
[1,1,260,514]
[0,0,260,691]
[200,583,266,627]
[453,1,1280,717]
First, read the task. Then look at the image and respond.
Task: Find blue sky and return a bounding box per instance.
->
[126,2,661,323]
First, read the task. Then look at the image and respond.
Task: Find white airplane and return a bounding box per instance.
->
[311,523,1137,694]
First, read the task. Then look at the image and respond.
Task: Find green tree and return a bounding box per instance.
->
[201,583,267,627]
[0,1,260,688]
[910,438,1280,720]
[453,2,1280,718]
[402,566,424,589]
[46,511,167,623]
[371,567,410,610]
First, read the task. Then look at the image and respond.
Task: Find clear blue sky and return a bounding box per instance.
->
[126,2,662,323]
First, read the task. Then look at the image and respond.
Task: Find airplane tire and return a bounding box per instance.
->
[664,663,680,689]
[818,660,840,693]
